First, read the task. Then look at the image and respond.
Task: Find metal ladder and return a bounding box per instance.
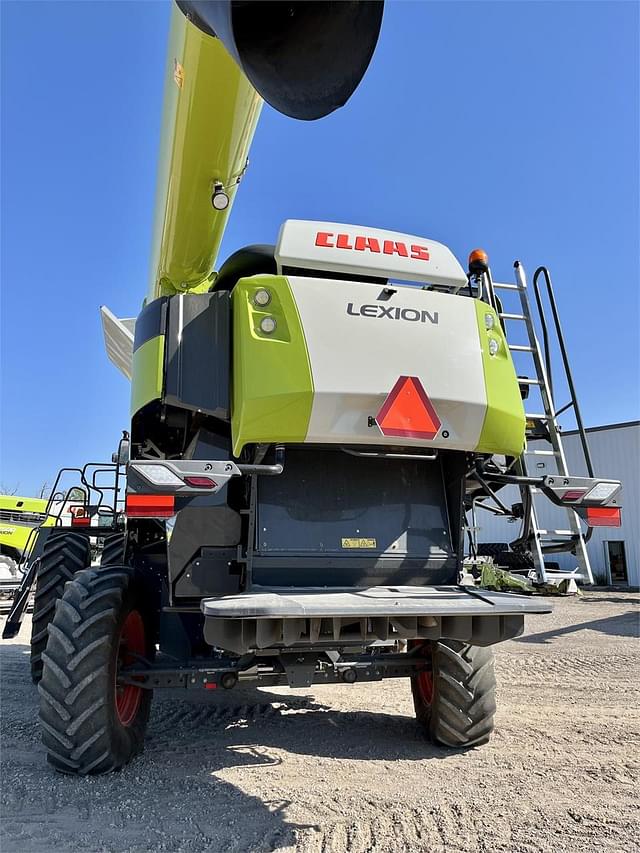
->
[490,262,594,585]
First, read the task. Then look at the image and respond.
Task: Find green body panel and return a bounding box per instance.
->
[473,301,526,457]
[148,6,262,300]
[232,276,314,456]
[0,495,53,558]
[130,335,165,416]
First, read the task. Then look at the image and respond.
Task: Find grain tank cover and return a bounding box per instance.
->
[275,220,468,290]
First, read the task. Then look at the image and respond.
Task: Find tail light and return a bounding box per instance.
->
[127,460,239,495]
[183,476,218,489]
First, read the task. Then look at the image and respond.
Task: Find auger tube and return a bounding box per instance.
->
[148,1,384,300]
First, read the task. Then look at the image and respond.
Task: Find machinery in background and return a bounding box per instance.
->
[0,494,54,595]
[1,434,129,676]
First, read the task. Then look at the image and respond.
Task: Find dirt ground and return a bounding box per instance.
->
[1,591,639,853]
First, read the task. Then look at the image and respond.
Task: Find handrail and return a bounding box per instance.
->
[532,267,595,478]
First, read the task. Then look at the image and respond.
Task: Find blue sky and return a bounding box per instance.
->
[1,0,638,496]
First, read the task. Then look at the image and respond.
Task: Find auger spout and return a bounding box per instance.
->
[148,1,384,299]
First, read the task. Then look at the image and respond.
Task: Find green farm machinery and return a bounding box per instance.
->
[7,1,623,774]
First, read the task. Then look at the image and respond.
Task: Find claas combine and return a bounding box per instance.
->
[13,1,623,774]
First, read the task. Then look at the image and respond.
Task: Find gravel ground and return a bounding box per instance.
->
[1,591,639,853]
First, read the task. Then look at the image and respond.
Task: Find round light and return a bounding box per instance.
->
[488,338,500,356]
[259,316,277,334]
[212,187,229,210]
[484,313,494,330]
[254,289,271,307]
[468,248,489,275]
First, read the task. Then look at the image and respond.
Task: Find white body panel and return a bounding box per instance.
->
[289,277,487,449]
[100,306,135,380]
[277,220,468,291]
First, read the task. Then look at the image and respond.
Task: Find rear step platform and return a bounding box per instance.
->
[202,585,551,654]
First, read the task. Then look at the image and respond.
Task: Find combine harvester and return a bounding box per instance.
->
[0,495,52,580]
[14,1,623,774]
[0,494,57,606]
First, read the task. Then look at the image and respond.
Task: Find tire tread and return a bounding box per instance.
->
[412,640,496,749]
[29,532,90,683]
[38,565,152,775]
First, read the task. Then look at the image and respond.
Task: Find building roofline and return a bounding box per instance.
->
[561,420,640,436]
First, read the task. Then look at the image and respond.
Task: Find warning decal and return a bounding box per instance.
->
[341,538,377,549]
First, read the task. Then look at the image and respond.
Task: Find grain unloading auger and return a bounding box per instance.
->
[33,1,622,774]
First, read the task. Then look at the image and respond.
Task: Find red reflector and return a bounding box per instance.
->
[376,376,441,440]
[204,682,217,690]
[586,507,622,527]
[562,489,587,501]
[125,494,175,518]
[183,476,218,489]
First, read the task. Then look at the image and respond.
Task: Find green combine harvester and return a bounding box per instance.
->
[0,496,55,598]
[6,1,623,774]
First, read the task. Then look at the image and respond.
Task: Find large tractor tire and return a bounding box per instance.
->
[38,565,153,774]
[411,640,496,748]
[30,531,90,684]
[100,533,126,567]
[476,542,508,559]
[496,550,535,573]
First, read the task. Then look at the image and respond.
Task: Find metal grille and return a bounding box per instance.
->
[0,510,47,526]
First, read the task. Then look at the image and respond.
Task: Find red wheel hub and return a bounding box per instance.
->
[415,669,434,706]
[115,609,145,727]
[410,640,434,706]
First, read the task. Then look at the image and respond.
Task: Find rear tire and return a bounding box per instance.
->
[476,542,508,559]
[38,565,153,774]
[100,533,126,567]
[496,550,534,572]
[30,531,90,684]
[411,640,496,748]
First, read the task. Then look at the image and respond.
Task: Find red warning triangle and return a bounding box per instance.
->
[376,376,441,440]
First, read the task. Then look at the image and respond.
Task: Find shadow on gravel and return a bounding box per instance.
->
[145,685,451,768]
[516,611,639,644]
[582,594,640,605]
[2,637,455,851]
[0,643,317,852]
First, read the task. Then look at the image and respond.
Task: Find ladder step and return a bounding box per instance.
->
[518,378,542,386]
[524,449,557,456]
[525,413,549,420]
[493,282,521,291]
[500,312,526,321]
[537,530,576,536]
[509,344,534,352]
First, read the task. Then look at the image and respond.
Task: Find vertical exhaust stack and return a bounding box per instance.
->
[148,0,384,301]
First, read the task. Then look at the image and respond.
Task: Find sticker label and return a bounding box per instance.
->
[173,59,185,89]
[341,537,377,549]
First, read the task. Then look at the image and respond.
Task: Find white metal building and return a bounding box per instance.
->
[477,421,639,586]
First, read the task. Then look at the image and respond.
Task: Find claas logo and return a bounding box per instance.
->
[315,231,429,261]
